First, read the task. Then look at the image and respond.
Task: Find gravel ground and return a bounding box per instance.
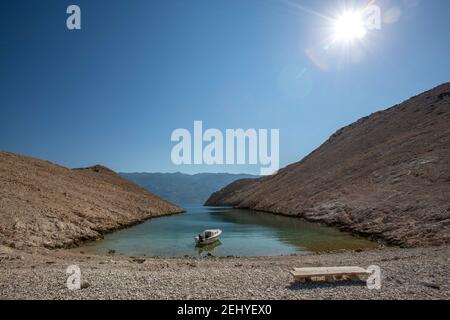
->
[0,245,449,300]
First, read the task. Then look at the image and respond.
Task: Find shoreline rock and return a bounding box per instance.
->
[205,83,450,248]
[0,151,184,250]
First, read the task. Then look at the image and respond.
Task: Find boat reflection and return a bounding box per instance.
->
[195,240,222,256]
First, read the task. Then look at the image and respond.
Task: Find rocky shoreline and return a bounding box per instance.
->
[1,245,448,300]
[0,152,184,249]
[205,83,450,248]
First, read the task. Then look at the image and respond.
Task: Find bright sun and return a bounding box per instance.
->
[333,10,367,43]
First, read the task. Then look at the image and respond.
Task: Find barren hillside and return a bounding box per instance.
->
[0,152,183,249]
[206,83,450,247]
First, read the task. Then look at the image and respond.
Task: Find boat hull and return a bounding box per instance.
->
[195,236,220,246]
[195,230,222,246]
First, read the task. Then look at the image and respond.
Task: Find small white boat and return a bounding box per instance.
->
[195,229,222,246]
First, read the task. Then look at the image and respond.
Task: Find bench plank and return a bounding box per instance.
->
[290,266,370,283]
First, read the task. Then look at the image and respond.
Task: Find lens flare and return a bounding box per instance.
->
[333,10,367,43]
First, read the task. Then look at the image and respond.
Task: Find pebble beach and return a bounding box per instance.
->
[1,245,448,300]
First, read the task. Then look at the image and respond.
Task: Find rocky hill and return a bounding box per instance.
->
[0,152,183,249]
[206,83,450,247]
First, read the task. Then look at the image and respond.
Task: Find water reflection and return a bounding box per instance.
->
[195,240,222,256]
[75,205,378,257]
[207,207,376,252]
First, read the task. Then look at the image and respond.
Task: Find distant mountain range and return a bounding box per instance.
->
[120,172,258,205]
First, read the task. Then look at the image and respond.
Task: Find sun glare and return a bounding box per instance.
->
[333,10,367,43]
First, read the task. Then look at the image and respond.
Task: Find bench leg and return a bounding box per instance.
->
[293,277,306,283]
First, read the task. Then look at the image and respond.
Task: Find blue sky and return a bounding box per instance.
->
[0,0,449,174]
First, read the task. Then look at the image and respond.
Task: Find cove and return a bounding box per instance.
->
[76,205,378,257]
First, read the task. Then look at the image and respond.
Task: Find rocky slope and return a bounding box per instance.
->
[0,152,183,249]
[206,83,450,247]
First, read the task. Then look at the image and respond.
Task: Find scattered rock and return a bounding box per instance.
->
[421,282,441,290]
[80,281,91,289]
[132,258,146,264]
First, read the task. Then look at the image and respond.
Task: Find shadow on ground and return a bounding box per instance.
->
[287,280,367,291]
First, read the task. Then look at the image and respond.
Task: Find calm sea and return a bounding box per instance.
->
[77,205,377,257]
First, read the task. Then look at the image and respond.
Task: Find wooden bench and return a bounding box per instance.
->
[290,266,371,283]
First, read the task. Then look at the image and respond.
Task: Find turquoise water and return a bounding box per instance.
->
[77,206,377,257]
